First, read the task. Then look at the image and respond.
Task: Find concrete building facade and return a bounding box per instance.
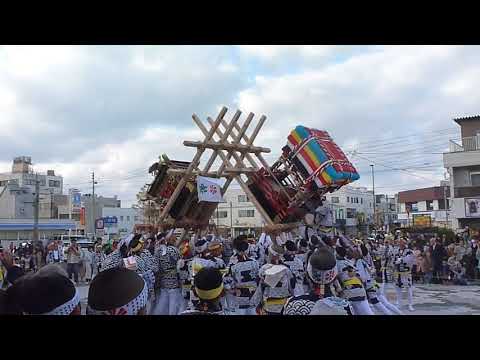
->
[324,185,374,234]
[210,186,265,237]
[443,115,480,230]
[396,185,451,228]
[0,157,63,196]
[101,207,144,238]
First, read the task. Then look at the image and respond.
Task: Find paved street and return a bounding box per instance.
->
[382,284,480,315]
[77,283,480,315]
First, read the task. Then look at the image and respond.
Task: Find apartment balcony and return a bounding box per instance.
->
[449,136,480,153]
[454,185,480,198]
[444,136,480,168]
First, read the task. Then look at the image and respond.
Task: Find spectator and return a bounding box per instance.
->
[0,250,25,288]
[451,260,468,286]
[431,238,447,284]
[66,239,81,285]
[413,247,422,283]
[83,247,94,283]
[466,238,479,280]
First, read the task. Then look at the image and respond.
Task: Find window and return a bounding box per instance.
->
[0,180,7,186]
[126,216,130,221]
[120,216,124,221]
[134,216,139,221]
[426,200,434,211]
[346,208,356,218]
[356,197,359,203]
[59,214,69,219]
[238,195,249,202]
[239,209,255,217]
[347,196,350,203]
[361,198,363,204]
[72,213,80,221]
[331,197,339,203]
[471,172,480,186]
[215,211,228,218]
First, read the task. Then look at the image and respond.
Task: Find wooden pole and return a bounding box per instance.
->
[158,107,227,222]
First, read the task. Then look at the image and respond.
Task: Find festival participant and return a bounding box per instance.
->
[283,247,351,315]
[10,264,81,315]
[336,245,374,315]
[101,234,157,307]
[227,236,260,315]
[379,237,395,296]
[355,244,402,315]
[153,230,181,315]
[92,244,105,278]
[282,240,306,296]
[177,240,195,313]
[255,243,295,315]
[180,267,227,315]
[87,267,148,315]
[393,238,416,311]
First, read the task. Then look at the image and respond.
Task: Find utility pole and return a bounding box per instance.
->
[444,185,449,228]
[33,173,40,244]
[370,164,376,231]
[230,201,233,238]
[92,172,98,240]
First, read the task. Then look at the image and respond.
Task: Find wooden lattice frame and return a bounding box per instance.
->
[158,106,282,227]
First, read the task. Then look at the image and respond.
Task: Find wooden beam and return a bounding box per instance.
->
[214,112,255,176]
[202,110,241,173]
[225,117,293,201]
[158,107,227,222]
[234,176,274,225]
[183,140,271,154]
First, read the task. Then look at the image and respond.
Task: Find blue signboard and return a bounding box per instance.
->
[103,216,118,227]
[73,193,81,206]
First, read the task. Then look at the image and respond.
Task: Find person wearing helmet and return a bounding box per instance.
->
[282,240,306,296]
[392,238,416,311]
[152,230,181,315]
[355,244,402,315]
[282,247,351,315]
[336,244,374,315]
[226,236,260,315]
[177,239,194,314]
[254,242,294,315]
[180,267,227,315]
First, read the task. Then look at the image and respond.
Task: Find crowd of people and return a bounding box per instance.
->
[0,224,479,316]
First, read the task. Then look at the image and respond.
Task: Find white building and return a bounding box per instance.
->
[210,185,265,237]
[443,115,480,231]
[101,207,144,238]
[396,184,450,228]
[324,185,374,233]
[0,157,63,196]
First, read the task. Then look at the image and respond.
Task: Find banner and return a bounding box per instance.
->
[465,198,480,218]
[80,207,86,226]
[413,214,431,228]
[197,176,224,203]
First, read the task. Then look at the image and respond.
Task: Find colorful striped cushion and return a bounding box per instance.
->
[286,126,359,188]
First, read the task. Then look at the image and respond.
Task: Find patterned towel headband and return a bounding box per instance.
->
[86,279,148,315]
[41,288,80,315]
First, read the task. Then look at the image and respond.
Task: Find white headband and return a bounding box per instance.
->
[87,279,148,316]
[42,288,80,316]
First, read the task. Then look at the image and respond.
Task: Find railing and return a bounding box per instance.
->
[449,136,480,152]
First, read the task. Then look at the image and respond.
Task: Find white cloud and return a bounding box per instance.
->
[1,45,479,205]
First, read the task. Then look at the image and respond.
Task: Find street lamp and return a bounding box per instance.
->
[370,164,375,231]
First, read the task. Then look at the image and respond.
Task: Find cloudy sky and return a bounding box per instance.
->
[1,45,479,206]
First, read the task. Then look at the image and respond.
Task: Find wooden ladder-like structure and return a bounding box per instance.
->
[158,106,280,227]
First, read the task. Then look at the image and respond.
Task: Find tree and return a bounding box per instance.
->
[134,185,162,226]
